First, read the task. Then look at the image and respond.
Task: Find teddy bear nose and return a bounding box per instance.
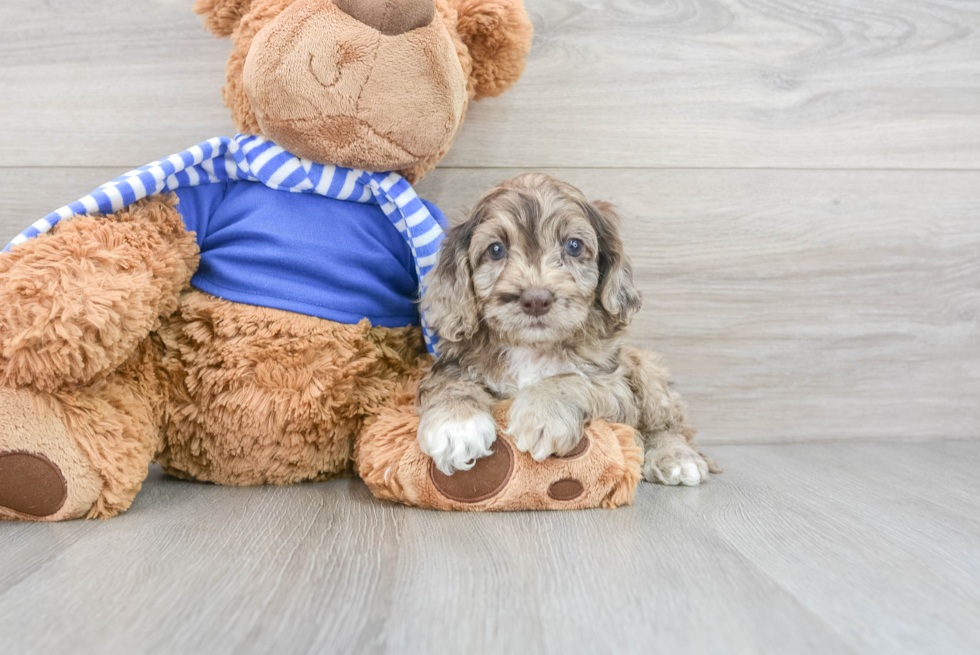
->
[520,288,554,317]
[332,0,436,36]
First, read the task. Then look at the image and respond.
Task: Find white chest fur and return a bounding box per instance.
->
[488,347,585,397]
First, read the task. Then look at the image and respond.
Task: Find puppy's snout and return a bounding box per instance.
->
[520,288,554,317]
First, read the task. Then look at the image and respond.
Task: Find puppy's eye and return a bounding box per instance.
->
[564,238,584,257]
[488,242,507,261]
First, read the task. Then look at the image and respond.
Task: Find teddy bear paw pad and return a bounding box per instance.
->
[551,435,590,460]
[429,438,514,503]
[0,451,68,517]
[547,478,585,501]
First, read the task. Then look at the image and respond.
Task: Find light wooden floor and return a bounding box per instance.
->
[1,441,978,655]
[1,0,979,653]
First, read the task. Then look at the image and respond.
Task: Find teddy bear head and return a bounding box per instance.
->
[195,0,533,183]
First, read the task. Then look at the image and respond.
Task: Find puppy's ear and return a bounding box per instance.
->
[422,217,480,343]
[194,0,252,38]
[585,200,642,325]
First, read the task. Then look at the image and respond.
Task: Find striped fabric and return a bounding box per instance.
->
[2,134,446,353]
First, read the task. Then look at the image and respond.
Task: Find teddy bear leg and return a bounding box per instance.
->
[357,386,644,511]
[155,290,427,486]
[0,337,167,521]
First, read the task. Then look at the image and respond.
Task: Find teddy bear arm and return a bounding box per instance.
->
[0,195,199,393]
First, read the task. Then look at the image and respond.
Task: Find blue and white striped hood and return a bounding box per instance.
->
[3,134,446,353]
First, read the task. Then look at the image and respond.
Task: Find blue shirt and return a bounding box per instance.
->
[174,181,447,327]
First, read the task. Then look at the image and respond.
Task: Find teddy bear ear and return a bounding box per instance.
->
[451,0,534,100]
[194,0,253,38]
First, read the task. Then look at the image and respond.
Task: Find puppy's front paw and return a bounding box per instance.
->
[644,445,709,486]
[506,393,585,461]
[418,410,497,476]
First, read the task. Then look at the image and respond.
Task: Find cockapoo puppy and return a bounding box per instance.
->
[417,173,719,485]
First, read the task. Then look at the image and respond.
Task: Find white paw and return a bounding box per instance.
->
[644,447,709,486]
[505,394,585,461]
[418,412,497,476]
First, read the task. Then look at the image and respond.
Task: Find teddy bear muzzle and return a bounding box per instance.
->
[242,0,466,174]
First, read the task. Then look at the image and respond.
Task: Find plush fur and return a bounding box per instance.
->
[0,0,534,520]
[418,174,721,482]
[155,290,426,486]
[357,384,643,510]
[0,195,198,393]
[240,0,466,172]
[0,386,104,521]
[454,0,533,99]
[198,0,531,183]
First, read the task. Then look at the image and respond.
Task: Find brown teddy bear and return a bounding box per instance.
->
[0,0,641,520]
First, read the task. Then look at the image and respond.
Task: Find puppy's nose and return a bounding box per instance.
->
[333,0,436,36]
[520,288,554,317]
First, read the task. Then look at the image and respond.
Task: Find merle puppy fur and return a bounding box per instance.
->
[417,173,719,484]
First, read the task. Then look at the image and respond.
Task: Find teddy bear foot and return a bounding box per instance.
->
[0,451,69,518]
[0,387,103,521]
[357,393,644,511]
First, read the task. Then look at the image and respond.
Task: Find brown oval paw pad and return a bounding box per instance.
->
[551,435,590,460]
[548,478,584,501]
[429,439,514,503]
[0,451,68,517]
